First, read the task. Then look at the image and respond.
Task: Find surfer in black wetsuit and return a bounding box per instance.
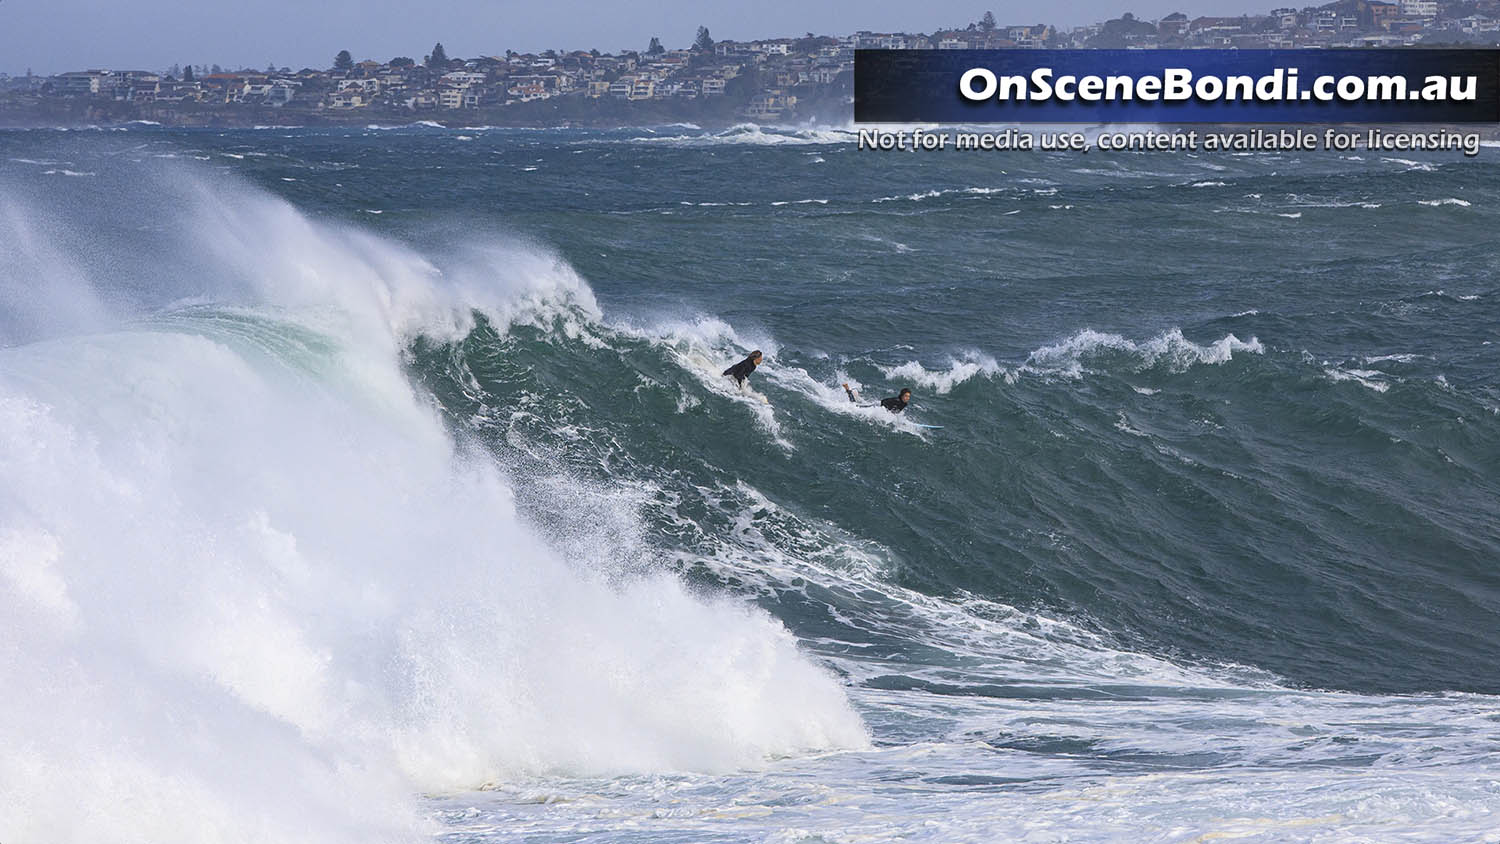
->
[723,350,763,386]
[843,383,912,413]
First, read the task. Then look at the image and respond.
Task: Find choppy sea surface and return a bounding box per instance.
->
[2,124,1499,843]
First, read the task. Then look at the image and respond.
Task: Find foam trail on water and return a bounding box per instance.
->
[0,171,868,844]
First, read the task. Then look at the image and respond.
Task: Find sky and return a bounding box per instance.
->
[4,0,1261,75]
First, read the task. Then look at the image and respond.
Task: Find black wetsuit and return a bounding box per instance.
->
[845,384,909,414]
[723,355,759,385]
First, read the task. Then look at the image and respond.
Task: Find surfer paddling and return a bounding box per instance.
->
[843,383,912,414]
[723,350,763,387]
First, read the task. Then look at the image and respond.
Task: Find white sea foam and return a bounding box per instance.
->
[878,352,1005,394]
[1418,198,1472,207]
[872,186,1013,204]
[612,315,790,447]
[0,172,865,843]
[1325,367,1391,392]
[1026,328,1263,378]
[1383,157,1436,171]
[625,123,858,147]
[873,189,944,203]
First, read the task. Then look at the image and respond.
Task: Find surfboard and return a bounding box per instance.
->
[914,423,943,429]
[735,379,771,404]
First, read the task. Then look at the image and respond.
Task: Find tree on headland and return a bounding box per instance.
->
[648,36,665,54]
[182,64,194,82]
[334,50,354,71]
[390,56,415,67]
[793,33,831,54]
[1085,12,1157,47]
[980,11,997,31]
[695,26,714,51]
[426,42,448,68]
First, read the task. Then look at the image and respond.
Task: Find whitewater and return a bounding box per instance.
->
[2,126,1499,843]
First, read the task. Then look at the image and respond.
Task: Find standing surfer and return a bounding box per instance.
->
[723,350,763,387]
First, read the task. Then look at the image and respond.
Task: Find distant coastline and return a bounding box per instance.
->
[4,2,1498,130]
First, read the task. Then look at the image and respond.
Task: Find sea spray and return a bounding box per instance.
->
[0,171,868,844]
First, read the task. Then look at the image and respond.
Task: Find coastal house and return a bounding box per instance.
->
[507,74,554,100]
[440,71,487,87]
[1353,31,1409,43]
[1399,0,1437,18]
[1008,24,1054,47]
[55,71,109,96]
[1369,2,1401,29]
[337,78,380,94]
[745,91,796,118]
[1457,14,1500,34]
[714,41,754,57]
[328,89,366,108]
[154,81,203,103]
[629,78,656,100]
[799,65,842,85]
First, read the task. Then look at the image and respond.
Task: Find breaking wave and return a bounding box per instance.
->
[0,171,867,844]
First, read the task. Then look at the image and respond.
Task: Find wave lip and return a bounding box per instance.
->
[878,351,1004,394]
[1025,328,1264,378]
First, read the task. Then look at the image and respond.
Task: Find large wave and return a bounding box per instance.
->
[0,172,868,843]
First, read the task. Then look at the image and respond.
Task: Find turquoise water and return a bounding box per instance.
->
[2,125,1498,842]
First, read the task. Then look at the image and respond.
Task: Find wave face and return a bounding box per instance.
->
[0,167,865,843]
[3,129,1500,842]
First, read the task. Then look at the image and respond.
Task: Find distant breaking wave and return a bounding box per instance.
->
[1026,328,1264,378]
[623,122,858,146]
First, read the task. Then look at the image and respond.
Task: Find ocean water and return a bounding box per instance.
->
[2,124,1499,843]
